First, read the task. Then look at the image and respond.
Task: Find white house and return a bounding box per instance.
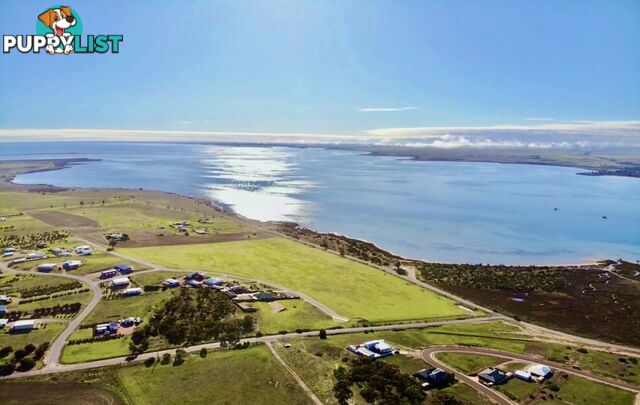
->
[75,245,93,255]
[111,277,130,289]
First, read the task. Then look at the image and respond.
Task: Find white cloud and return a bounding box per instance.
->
[525,117,555,121]
[364,120,640,137]
[358,106,418,112]
[392,135,580,149]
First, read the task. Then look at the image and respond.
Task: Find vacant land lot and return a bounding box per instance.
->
[251,300,338,334]
[82,291,173,325]
[436,352,508,374]
[122,238,466,322]
[61,336,132,364]
[117,345,310,405]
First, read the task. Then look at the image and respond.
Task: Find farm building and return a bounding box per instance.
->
[75,245,93,255]
[111,277,130,289]
[11,320,35,332]
[0,305,7,315]
[414,368,452,389]
[100,269,118,279]
[0,319,8,328]
[527,364,553,379]
[347,339,397,359]
[478,368,509,386]
[255,292,279,301]
[185,272,205,281]
[63,260,84,270]
[163,278,180,288]
[122,287,143,296]
[37,263,57,272]
[115,264,133,274]
[514,370,533,382]
[204,277,223,287]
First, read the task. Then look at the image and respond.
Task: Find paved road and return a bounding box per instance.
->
[421,346,640,402]
[1,316,502,380]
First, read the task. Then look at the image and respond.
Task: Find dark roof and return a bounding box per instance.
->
[478,368,507,384]
[415,368,448,383]
[115,264,132,271]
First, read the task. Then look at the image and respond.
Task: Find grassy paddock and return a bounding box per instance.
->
[116,345,310,405]
[436,352,507,374]
[251,300,338,334]
[122,238,466,322]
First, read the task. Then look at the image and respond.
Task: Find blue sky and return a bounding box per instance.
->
[0,0,639,143]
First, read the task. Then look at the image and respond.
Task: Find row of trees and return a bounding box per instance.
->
[0,230,70,250]
[0,342,49,376]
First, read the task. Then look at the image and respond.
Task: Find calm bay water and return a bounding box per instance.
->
[3,142,640,264]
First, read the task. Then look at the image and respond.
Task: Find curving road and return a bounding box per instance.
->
[421,346,640,405]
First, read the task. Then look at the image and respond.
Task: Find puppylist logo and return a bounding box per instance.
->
[3,5,123,55]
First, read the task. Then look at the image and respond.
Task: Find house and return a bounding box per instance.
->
[122,287,142,296]
[11,319,35,332]
[0,305,7,315]
[120,317,142,327]
[185,272,205,281]
[0,319,8,328]
[514,370,533,382]
[478,368,509,386]
[115,264,133,274]
[63,260,83,270]
[37,263,57,272]
[414,368,452,389]
[203,277,223,287]
[111,277,130,289]
[3,247,15,254]
[527,364,553,379]
[75,245,93,255]
[163,278,181,288]
[50,247,70,256]
[0,295,12,304]
[347,339,397,359]
[100,269,118,279]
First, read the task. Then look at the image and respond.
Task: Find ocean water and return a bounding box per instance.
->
[3,142,640,264]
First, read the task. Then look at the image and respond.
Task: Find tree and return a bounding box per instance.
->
[24,343,36,354]
[18,357,36,371]
[0,346,13,358]
[199,348,207,358]
[429,391,464,405]
[144,357,155,367]
[319,329,327,340]
[161,353,171,365]
[13,349,26,361]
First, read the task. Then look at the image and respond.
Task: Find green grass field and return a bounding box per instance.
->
[0,323,66,352]
[122,238,466,322]
[61,336,132,364]
[82,291,173,325]
[434,382,493,405]
[251,300,338,334]
[546,374,636,405]
[436,352,507,374]
[116,345,310,405]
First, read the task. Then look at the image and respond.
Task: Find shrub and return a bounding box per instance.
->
[0,363,15,376]
[545,380,560,392]
[13,349,27,361]
[0,346,14,358]
[24,343,36,355]
[319,329,327,339]
[144,357,155,367]
[577,348,588,354]
[199,348,207,358]
[161,353,171,365]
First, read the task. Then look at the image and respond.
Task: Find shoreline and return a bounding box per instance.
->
[3,157,616,268]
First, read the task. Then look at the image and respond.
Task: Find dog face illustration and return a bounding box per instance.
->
[38,6,76,37]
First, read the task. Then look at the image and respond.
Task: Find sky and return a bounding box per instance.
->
[0,0,639,147]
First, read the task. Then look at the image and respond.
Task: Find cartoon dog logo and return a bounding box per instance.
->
[38,6,76,54]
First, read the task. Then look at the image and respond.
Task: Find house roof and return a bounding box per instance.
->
[14,320,35,327]
[478,368,507,383]
[112,277,130,284]
[527,364,552,377]
[115,264,132,270]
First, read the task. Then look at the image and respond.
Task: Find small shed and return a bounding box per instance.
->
[63,260,83,270]
[204,277,223,287]
[115,264,133,274]
[123,287,142,296]
[100,269,118,279]
[514,370,532,382]
[163,278,180,288]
